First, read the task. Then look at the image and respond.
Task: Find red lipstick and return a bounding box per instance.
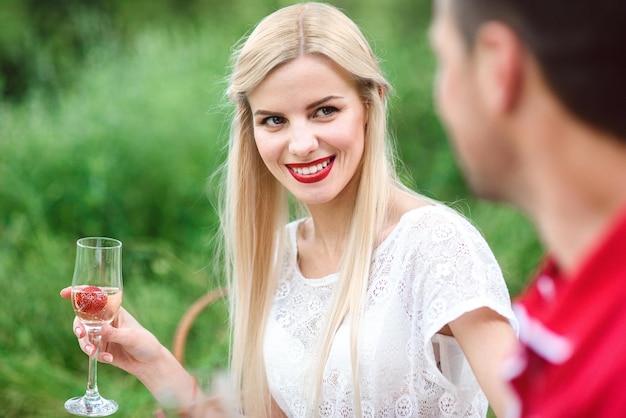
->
[286,156,335,184]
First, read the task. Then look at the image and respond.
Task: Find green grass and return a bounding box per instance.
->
[0,22,234,418]
[0,6,541,417]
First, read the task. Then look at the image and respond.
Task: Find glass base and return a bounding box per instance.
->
[65,394,118,417]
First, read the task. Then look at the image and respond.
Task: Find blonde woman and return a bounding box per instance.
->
[63,3,518,417]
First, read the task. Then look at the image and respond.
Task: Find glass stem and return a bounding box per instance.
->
[85,327,102,399]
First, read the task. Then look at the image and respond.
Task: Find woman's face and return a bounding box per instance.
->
[247,54,368,207]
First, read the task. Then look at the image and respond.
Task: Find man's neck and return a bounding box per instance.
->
[520,128,626,274]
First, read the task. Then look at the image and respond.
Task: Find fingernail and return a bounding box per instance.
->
[74,328,82,338]
[102,353,113,363]
[87,345,95,355]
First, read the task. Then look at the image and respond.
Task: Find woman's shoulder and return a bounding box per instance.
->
[401,202,477,230]
[388,191,479,236]
[380,197,492,259]
[387,189,468,223]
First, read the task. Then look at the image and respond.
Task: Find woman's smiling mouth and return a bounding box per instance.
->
[286,156,335,183]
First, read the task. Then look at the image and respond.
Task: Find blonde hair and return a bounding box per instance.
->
[223,2,398,416]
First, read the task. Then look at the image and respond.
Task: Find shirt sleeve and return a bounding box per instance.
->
[407,206,518,344]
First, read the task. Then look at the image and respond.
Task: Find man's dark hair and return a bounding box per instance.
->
[450,0,626,140]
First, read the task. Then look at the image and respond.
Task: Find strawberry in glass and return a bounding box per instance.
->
[72,285,123,326]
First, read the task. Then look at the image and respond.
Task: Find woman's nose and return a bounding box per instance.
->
[288,124,318,157]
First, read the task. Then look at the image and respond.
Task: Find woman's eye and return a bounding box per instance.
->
[262,116,285,127]
[315,106,338,117]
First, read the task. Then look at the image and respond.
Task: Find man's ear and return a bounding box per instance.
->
[474,22,524,115]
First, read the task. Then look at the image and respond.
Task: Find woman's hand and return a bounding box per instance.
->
[61,286,162,377]
[60,286,199,410]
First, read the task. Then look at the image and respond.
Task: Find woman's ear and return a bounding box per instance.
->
[473,22,524,115]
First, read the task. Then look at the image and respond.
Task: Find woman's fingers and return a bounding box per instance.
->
[63,287,117,364]
[73,317,85,337]
[76,332,94,356]
[71,316,114,362]
[60,286,71,299]
[74,326,95,356]
[67,290,92,354]
[72,317,88,350]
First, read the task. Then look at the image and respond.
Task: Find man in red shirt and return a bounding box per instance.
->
[429,0,626,416]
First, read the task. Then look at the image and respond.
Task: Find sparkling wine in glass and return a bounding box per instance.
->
[65,237,123,416]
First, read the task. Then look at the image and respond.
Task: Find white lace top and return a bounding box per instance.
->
[264,205,517,417]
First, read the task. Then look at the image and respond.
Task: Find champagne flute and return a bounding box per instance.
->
[65,237,123,416]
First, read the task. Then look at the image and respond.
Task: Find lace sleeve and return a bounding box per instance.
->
[405,206,518,343]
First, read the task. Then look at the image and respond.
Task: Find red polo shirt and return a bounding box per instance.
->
[508,206,626,417]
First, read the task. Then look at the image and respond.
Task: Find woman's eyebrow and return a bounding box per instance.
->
[306,95,343,110]
[253,95,343,117]
[253,109,282,117]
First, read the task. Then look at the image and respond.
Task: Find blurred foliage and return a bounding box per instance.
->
[0,0,542,416]
[0,0,431,102]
